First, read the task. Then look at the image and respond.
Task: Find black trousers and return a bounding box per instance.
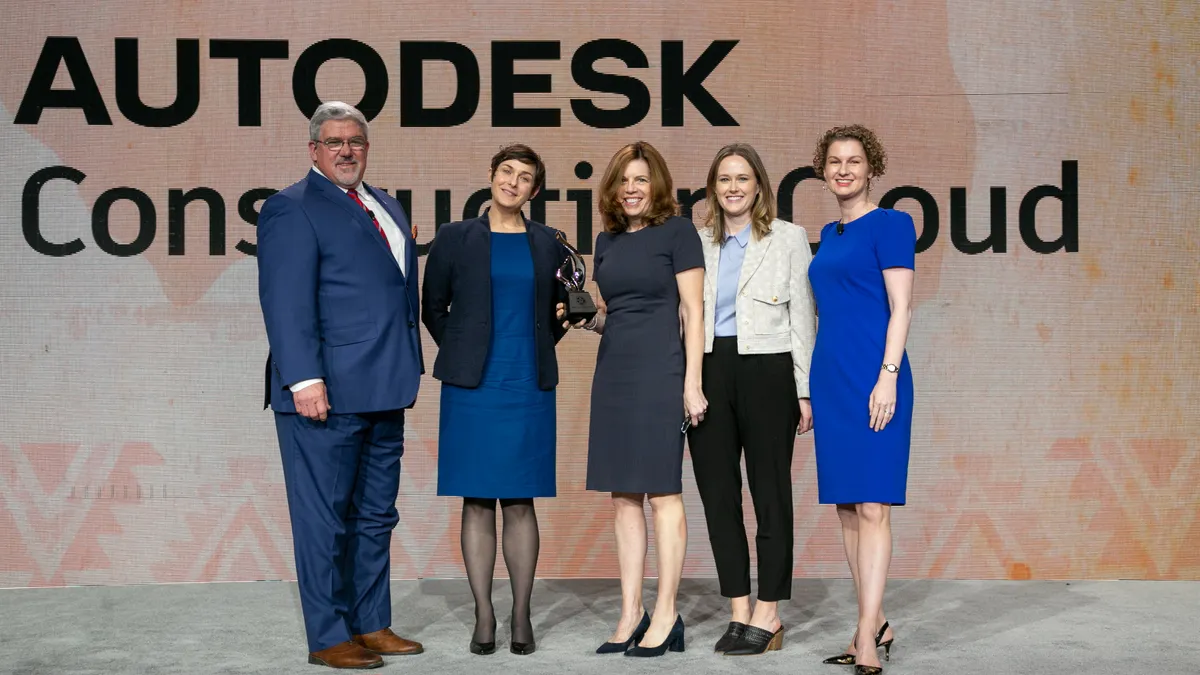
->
[687,337,800,601]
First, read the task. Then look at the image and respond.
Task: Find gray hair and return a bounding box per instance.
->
[308,101,369,142]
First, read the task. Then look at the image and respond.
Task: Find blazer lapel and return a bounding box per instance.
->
[308,172,394,262]
[364,184,411,243]
[363,183,410,278]
[737,227,773,293]
[702,231,721,298]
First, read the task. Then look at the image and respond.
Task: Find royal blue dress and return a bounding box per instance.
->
[807,208,916,505]
[437,232,556,499]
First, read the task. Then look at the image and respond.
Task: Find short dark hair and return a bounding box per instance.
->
[490,144,546,194]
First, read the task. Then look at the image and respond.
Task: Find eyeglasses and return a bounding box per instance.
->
[319,137,367,152]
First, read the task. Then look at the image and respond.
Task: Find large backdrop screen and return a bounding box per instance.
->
[2,2,1198,587]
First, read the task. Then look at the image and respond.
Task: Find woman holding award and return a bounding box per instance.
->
[561,141,706,658]
[687,143,816,656]
[422,144,571,657]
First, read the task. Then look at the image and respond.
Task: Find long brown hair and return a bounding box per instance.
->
[598,141,679,233]
[704,143,776,245]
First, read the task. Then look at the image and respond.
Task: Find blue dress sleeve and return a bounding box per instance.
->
[874,210,917,270]
[670,217,704,274]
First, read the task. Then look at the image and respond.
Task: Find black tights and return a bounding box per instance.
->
[461,497,539,644]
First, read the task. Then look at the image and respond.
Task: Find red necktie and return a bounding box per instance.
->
[346,188,390,249]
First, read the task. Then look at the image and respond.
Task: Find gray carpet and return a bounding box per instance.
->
[0,578,1190,674]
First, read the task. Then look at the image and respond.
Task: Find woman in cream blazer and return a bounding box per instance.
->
[686,143,817,657]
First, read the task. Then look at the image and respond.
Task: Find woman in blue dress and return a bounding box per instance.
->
[806,125,916,675]
[422,144,570,657]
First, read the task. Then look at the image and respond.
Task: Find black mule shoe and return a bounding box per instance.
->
[821,621,892,665]
[855,666,883,675]
[724,624,784,656]
[595,612,650,654]
[625,616,684,657]
[713,622,747,652]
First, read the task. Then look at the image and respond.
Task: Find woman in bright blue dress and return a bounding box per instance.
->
[806,125,916,675]
[422,144,570,657]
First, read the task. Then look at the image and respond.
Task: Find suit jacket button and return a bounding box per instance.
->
[408,321,416,328]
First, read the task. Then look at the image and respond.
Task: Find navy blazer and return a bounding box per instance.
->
[422,210,570,390]
[257,170,424,414]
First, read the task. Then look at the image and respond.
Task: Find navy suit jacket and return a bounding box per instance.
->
[257,170,424,414]
[421,210,569,391]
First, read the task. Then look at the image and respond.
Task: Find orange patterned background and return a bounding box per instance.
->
[1,1,1197,588]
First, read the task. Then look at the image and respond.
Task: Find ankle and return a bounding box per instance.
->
[750,612,781,630]
[730,598,752,624]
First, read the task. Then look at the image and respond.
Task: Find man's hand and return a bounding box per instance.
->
[294,382,331,421]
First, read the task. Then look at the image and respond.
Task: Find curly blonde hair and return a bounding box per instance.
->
[813,124,888,179]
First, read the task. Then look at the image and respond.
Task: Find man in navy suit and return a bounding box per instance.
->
[257,101,424,669]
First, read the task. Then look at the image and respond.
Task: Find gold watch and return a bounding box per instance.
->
[881,363,899,374]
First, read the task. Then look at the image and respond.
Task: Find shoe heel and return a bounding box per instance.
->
[767,629,784,652]
[881,640,892,661]
[668,635,685,653]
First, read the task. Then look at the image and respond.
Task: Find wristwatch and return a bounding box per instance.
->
[881,363,899,374]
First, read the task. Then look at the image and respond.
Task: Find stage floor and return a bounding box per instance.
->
[0,578,1189,674]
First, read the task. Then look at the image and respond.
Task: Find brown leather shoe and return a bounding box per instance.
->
[308,641,384,669]
[352,627,424,655]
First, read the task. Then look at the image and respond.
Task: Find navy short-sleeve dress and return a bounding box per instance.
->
[807,208,916,505]
[585,216,704,495]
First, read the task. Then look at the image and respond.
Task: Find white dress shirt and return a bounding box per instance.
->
[290,166,407,394]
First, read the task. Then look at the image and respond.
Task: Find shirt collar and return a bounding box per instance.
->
[725,222,751,248]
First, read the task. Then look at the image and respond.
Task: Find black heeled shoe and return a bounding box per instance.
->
[469,612,497,655]
[821,621,892,665]
[723,624,785,656]
[625,616,684,657]
[510,640,536,655]
[595,612,650,654]
[713,622,747,653]
[509,611,536,655]
[854,666,883,675]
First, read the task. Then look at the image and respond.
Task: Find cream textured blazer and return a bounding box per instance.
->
[700,218,817,397]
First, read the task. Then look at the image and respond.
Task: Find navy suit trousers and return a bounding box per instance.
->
[275,409,406,652]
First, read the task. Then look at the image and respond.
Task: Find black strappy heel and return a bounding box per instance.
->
[821,621,892,665]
